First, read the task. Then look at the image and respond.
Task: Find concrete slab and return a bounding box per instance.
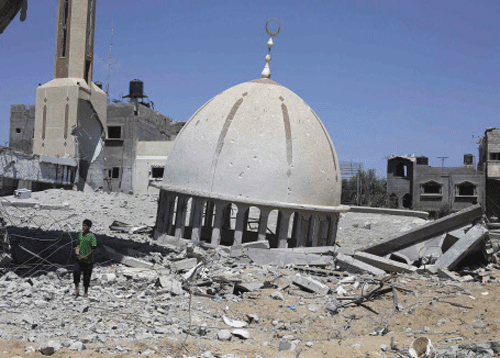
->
[103,245,154,269]
[362,204,483,256]
[335,252,386,276]
[432,224,488,271]
[246,248,333,267]
[170,257,198,271]
[353,251,417,273]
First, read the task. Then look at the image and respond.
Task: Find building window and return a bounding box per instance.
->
[490,153,500,160]
[455,182,476,197]
[107,126,122,139]
[395,163,408,177]
[106,167,120,179]
[150,167,164,180]
[15,128,21,134]
[420,181,442,196]
[60,0,69,58]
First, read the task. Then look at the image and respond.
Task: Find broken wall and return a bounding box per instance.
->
[9,104,35,155]
[103,103,172,193]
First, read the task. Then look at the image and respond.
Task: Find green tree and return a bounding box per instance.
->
[341,169,395,208]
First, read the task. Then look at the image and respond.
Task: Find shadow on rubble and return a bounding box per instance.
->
[5,226,175,277]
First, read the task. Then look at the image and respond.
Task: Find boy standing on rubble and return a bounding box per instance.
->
[73,219,97,298]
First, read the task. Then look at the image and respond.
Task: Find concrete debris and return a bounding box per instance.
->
[362,204,483,256]
[39,341,61,356]
[170,257,198,271]
[157,275,184,295]
[334,252,386,276]
[292,274,330,295]
[352,251,417,273]
[109,220,151,234]
[217,329,232,341]
[245,248,334,267]
[2,189,500,356]
[222,315,248,328]
[231,329,250,339]
[430,224,489,272]
[0,252,12,267]
[103,245,155,269]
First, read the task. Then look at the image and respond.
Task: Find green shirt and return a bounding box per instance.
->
[77,232,97,264]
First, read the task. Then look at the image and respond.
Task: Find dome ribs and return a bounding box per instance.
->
[209,97,244,191]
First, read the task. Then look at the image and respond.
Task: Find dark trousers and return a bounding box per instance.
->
[73,260,93,289]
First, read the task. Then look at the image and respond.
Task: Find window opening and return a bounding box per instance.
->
[490,153,500,160]
[395,163,408,177]
[456,182,475,196]
[107,126,122,139]
[151,167,164,179]
[421,182,442,194]
[15,128,21,134]
[60,0,69,57]
[111,167,120,179]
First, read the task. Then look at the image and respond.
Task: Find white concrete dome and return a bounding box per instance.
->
[162,78,343,210]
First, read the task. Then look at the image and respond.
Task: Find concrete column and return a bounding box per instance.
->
[291,212,302,247]
[296,213,310,247]
[277,210,292,248]
[308,215,320,247]
[318,215,329,246]
[153,190,167,239]
[190,198,204,244]
[233,204,249,246]
[326,215,339,246]
[166,195,176,236]
[211,201,226,246]
[161,191,175,236]
[174,195,188,239]
[223,204,233,229]
[257,207,271,241]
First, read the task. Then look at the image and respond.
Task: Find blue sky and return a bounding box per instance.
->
[1,0,499,178]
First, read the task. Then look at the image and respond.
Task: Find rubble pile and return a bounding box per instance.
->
[0,190,500,357]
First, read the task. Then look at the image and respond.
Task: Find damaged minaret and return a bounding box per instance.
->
[153,19,348,248]
[32,0,107,190]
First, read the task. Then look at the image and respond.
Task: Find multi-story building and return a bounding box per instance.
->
[7,80,183,194]
[478,128,500,219]
[387,154,485,215]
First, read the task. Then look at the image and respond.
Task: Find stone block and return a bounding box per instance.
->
[353,251,417,273]
[292,274,330,295]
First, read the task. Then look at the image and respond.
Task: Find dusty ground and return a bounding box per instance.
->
[0,189,498,358]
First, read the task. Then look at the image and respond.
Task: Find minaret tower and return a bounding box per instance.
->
[33,0,107,162]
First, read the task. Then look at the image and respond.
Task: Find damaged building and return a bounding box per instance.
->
[387,154,485,215]
[478,127,500,220]
[153,25,349,249]
[4,0,184,195]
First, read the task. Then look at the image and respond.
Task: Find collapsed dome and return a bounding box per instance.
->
[162,78,342,210]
